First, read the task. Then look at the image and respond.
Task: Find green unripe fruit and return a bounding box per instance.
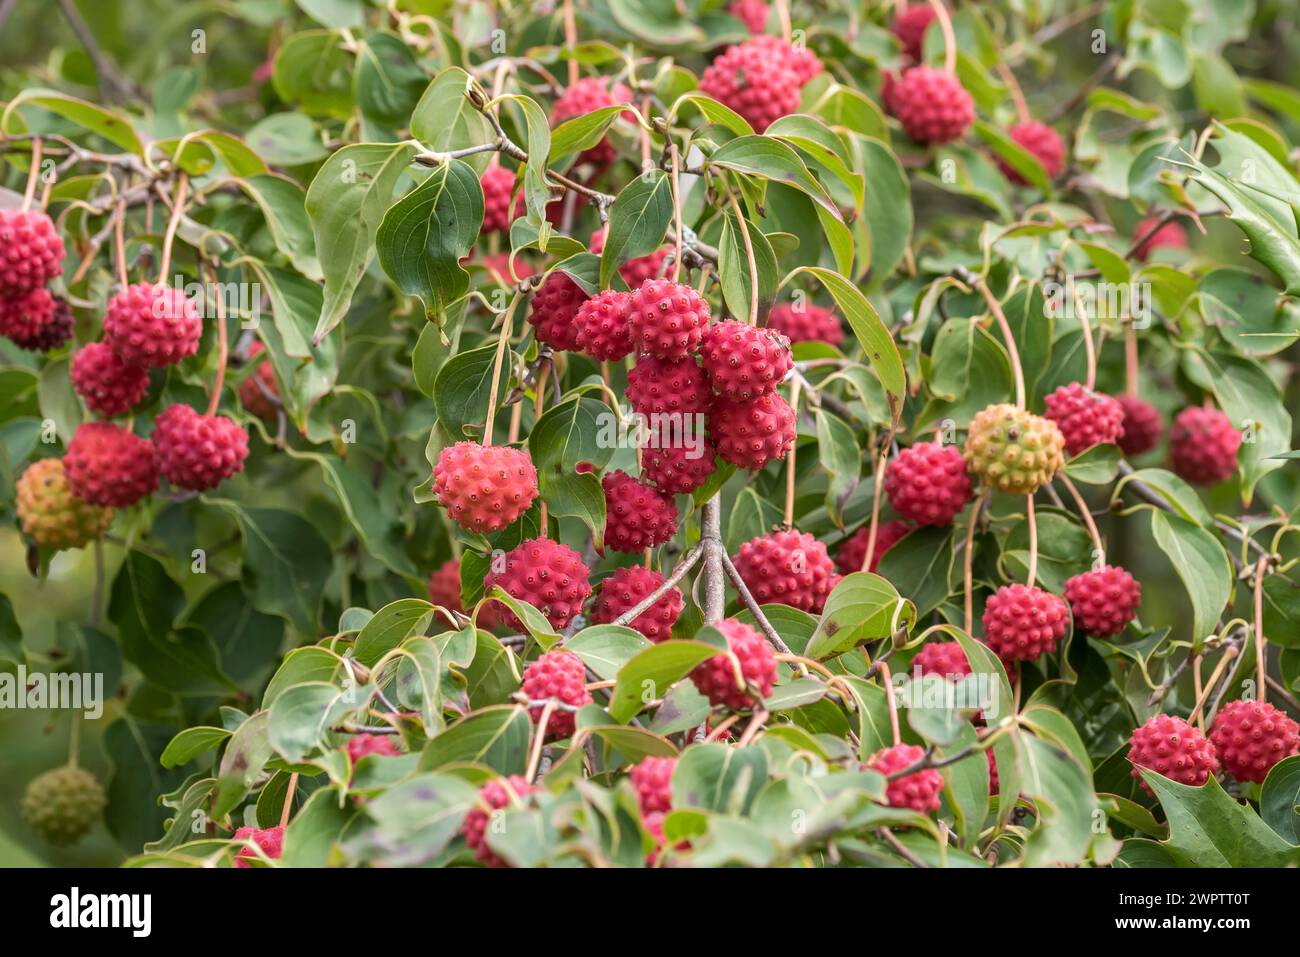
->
[16,458,113,550]
[964,403,1065,496]
[22,765,107,846]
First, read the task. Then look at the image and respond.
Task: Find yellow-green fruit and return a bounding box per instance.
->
[964,403,1065,495]
[22,766,107,846]
[16,458,113,550]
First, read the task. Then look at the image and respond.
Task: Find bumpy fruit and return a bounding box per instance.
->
[603,469,678,552]
[835,519,911,574]
[432,442,539,534]
[346,733,400,763]
[1169,406,1240,486]
[626,356,712,417]
[521,649,592,741]
[729,0,768,32]
[427,558,464,614]
[964,403,1065,495]
[573,289,634,361]
[234,824,285,867]
[71,341,149,417]
[691,618,777,711]
[892,3,936,60]
[631,756,677,816]
[710,392,796,470]
[982,583,1069,663]
[1210,700,1300,784]
[997,121,1067,185]
[551,77,632,167]
[152,404,250,491]
[866,743,944,813]
[732,529,838,613]
[462,775,536,867]
[0,287,57,342]
[9,293,73,352]
[16,458,113,550]
[483,538,592,631]
[629,278,710,360]
[0,208,65,294]
[590,565,683,643]
[480,252,535,286]
[766,302,842,346]
[64,421,158,507]
[891,66,975,145]
[238,342,279,420]
[748,35,824,86]
[642,438,718,495]
[480,164,520,234]
[529,271,589,352]
[884,442,972,526]
[912,641,971,678]
[1133,215,1188,262]
[700,320,792,401]
[103,282,202,368]
[1044,383,1125,456]
[22,766,105,846]
[1128,713,1218,793]
[699,40,801,132]
[1116,395,1162,456]
[588,228,669,288]
[1064,565,1141,638]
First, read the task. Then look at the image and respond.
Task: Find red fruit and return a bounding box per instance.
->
[1169,406,1240,486]
[997,121,1067,185]
[709,392,796,470]
[479,253,535,286]
[631,756,676,816]
[1044,383,1125,456]
[987,748,1000,794]
[835,519,912,575]
[1063,565,1141,638]
[732,529,838,613]
[690,618,777,711]
[529,271,589,352]
[346,733,399,763]
[891,66,975,145]
[9,293,73,352]
[0,208,64,294]
[1210,700,1300,784]
[766,302,842,347]
[628,278,710,360]
[483,538,592,631]
[461,775,537,867]
[573,289,634,361]
[912,641,971,678]
[603,469,678,553]
[1133,215,1188,262]
[64,421,158,507]
[551,77,633,167]
[152,404,250,491]
[1116,395,1162,456]
[642,438,718,495]
[699,41,801,132]
[590,565,683,643]
[748,35,824,86]
[1127,713,1218,793]
[892,3,937,61]
[0,287,57,342]
[480,164,520,234]
[432,442,539,534]
[71,342,149,417]
[233,825,285,868]
[103,282,202,369]
[884,442,972,526]
[700,320,792,401]
[589,228,670,288]
[866,743,944,813]
[427,558,463,614]
[521,649,592,741]
[981,583,1069,663]
[626,356,712,417]
[729,0,768,33]
[238,343,279,420]
[881,69,903,118]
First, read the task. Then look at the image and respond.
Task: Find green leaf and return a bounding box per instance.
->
[717,209,778,324]
[538,470,606,550]
[2,88,143,153]
[433,343,509,440]
[420,705,533,775]
[805,573,915,660]
[529,396,616,472]
[353,599,435,666]
[566,624,652,680]
[355,31,426,130]
[608,640,723,723]
[1143,770,1300,867]
[600,170,673,288]
[160,727,232,769]
[1260,755,1300,845]
[411,68,493,169]
[550,106,625,162]
[272,30,355,119]
[1149,511,1232,643]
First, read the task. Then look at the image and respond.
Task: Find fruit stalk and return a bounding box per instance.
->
[157,172,189,284]
[926,0,957,75]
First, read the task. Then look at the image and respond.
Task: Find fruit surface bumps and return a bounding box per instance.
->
[710,391,796,470]
[689,618,777,711]
[1127,713,1218,793]
[626,355,712,417]
[891,66,975,144]
[1064,565,1141,637]
[732,529,838,613]
[233,824,285,867]
[462,775,536,867]
[884,442,972,526]
[964,403,1065,495]
[981,583,1069,663]
[573,289,634,361]
[64,420,159,507]
[528,271,589,352]
[589,565,683,643]
[997,121,1067,185]
[71,341,150,417]
[766,302,842,346]
[628,278,710,360]
[866,743,944,813]
[1043,383,1124,456]
[102,282,202,368]
[152,404,250,491]
[520,648,591,741]
[699,40,801,132]
[0,208,65,294]
[700,320,793,401]
[482,537,592,631]
[603,469,678,552]
[427,558,463,613]
[1115,395,1162,456]
[16,458,113,550]
[835,519,911,574]
[631,756,677,816]
[1209,700,1300,784]
[432,442,539,534]
[22,766,106,846]
[1168,406,1240,486]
